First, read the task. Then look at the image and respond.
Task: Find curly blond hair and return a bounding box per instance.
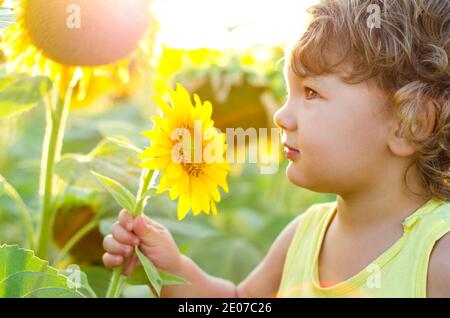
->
[289,0,450,201]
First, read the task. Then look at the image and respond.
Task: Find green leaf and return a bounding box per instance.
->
[134,246,163,297]
[79,265,112,298]
[159,271,190,286]
[54,137,141,191]
[127,266,189,287]
[90,137,142,157]
[61,266,97,298]
[23,288,83,298]
[0,245,84,298]
[0,272,71,298]
[0,75,52,118]
[91,171,136,214]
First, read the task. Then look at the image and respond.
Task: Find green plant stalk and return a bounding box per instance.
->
[106,267,123,298]
[135,168,155,216]
[1,178,34,250]
[105,169,158,298]
[53,217,99,265]
[36,70,75,259]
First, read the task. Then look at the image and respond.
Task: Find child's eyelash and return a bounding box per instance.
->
[304,87,319,100]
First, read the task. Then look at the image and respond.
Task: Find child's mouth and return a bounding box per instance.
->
[283,143,300,160]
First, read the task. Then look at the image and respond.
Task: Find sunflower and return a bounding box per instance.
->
[140,84,230,220]
[0,0,158,258]
[1,0,157,104]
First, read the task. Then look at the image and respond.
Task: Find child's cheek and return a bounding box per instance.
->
[285,131,340,191]
[286,119,373,193]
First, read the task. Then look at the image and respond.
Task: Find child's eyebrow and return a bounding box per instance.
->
[283,63,319,81]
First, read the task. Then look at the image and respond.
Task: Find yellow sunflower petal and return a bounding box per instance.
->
[179,172,190,194]
[191,177,210,215]
[211,201,218,216]
[204,165,229,193]
[141,130,173,148]
[152,95,174,118]
[177,192,191,220]
[166,161,183,179]
[191,192,202,216]
[157,173,170,194]
[200,175,221,202]
[139,144,172,159]
[169,183,179,200]
[140,156,170,170]
[151,116,171,135]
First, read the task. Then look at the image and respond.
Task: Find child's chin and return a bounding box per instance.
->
[286,162,306,187]
[286,162,326,193]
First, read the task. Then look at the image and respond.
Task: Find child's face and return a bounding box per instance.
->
[274,65,395,195]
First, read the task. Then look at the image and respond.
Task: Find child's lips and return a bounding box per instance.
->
[283,143,300,160]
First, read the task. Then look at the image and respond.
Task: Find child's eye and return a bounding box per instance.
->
[304,87,320,100]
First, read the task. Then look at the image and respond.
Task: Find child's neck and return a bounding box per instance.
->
[336,184,430,232]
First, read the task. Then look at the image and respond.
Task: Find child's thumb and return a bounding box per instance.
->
[133,215,159,246]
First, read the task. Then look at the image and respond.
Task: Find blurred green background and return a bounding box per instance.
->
[0,0,334,297]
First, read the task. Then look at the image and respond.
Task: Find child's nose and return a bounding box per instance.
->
[273,104,296,131]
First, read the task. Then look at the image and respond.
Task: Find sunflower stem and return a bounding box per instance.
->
[134,169,157,216]
[106,168,157,298]
[105,267,124,298]
[1,176,34,250]
[36,68,75,259]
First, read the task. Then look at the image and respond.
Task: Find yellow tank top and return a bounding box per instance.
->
[277,198,450,298]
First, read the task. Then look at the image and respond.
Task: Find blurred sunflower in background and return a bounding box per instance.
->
[0,0,160,258]
[1,0,158,107]
[140,84,231,220]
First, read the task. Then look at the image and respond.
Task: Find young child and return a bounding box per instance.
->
[103,0,450,297]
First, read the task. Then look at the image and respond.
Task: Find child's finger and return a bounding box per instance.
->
[102,253,124,268]
[118,209,134,231]
[138,243,155,257]
[139,214,165,230]
[111,222,140,245]
[133,216,161,246]
[103,234,134,256]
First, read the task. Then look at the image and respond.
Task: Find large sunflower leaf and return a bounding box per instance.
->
[60,266,97,298]
[0,75,52,118]
[0,245,84,298]
[54,137,141,191]
[23,288,83,298]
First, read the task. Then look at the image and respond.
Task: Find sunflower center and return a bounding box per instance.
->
[23,0,151,66]
[181,163,206,177]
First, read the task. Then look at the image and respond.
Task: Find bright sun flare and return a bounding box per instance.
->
[152,0,316,49]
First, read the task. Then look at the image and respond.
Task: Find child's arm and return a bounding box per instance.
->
[103,210,303,297]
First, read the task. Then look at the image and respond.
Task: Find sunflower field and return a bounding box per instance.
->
[0,0,333,298]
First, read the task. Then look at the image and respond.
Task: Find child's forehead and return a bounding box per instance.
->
[283,63,336,85]
[283,55,354,86]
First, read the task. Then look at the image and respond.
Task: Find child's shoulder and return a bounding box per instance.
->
[287,200,338,238]
[426,206,450,297]
[431,200,450,221]
[300,200,337,223]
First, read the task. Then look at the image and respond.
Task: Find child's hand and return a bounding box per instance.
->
[102,210,183,275]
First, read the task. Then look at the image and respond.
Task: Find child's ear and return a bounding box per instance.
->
[387,105,436,157]
[387,120,417,157]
